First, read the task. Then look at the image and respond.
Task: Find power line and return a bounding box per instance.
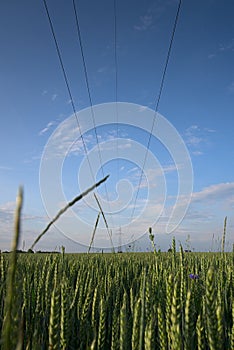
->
[114,0,118,106]
[114,0,118,119]
[44,0,114,234]
[72,0,114,227]
[113,0,120,230]
[114,0,120,181]
[42,0,95,183]
[130,0,182,221]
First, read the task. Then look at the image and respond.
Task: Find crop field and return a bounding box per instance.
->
[0,247,233,349]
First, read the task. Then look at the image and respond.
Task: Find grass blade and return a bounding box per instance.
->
[2,187,23,349]
[30,175,109,250]
[88,212,100,254]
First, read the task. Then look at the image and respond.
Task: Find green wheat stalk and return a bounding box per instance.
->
[1,187,23,350]
[171,279,182,349]
[119,292,129,350]
[196,313,206,350]
[157,304,167,349]
[205,267,218,350]
[97,297,106,350]
[221,216,227,254]
[30,175,109,250]
[131,298,141,350]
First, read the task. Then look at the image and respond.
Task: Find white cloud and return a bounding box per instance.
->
[185,125,201,141]
[0,201,16,213]
[208,53,216,59]
[0,166,12,171]
[134,15,153,31]
[133,1,178,32]
[126,164,177,183]
[208,39,234,59]
[0,200,51,251]
[218,39,234,52]
[169,182,234,209]
[98,141,132,152]
[187,136,203,146]
[42,120,135,160]
[141,182,234,240]
[184,124,215,155]
[39,121,57,136]
[97,66,109,74]
[204,128,216,133]
[192,150,203,156]
[192,182,234,204]
[52,94,57,101]
[162,164,179,173]
[228,82,234,94]
[1,181,233,252]
[0,201,46,222]
[138,105,149,113]
[0,202,17,248]
[127,167,139,174]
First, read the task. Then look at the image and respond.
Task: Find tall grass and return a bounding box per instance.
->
[1,187,23,350]
[0,250,233,348]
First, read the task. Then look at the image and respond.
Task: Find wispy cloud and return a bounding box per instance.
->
[208,38,234,59]
[126,181,234,250]
[228,81,234,94]
[185,124,215,156]
[0,201,46,222]
[185,125,202,146]
[52,94,57,101]
[162,164,179,173]
[97,66,109,74]
[39,121,57,136]
[1,181,232,252]
[43,120,135,159]
[169,182,234,209]
[192,150,203,156]
[0,201,15,213]
[43,123,96,159]
[208,53,216,59]
[204,128,216,133]
[0,166,12,171]
[191,182,234,204]
[127,167,139,174]
[125,164,177,192]
[0,201,50,250]
[0,202,16,240]
[166,182,234,229]
[41,89,58,102]
[98,140,132,152]
[134,15,153,31]
[218,39,234,52]
[134,0,177,32]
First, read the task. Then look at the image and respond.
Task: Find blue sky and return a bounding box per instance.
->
[0,0,233,252]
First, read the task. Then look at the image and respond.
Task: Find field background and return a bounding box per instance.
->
[0,248,233,349]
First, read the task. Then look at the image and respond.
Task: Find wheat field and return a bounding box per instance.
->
[0,245,233,349]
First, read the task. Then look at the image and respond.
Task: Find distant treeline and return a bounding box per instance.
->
[0,249,60,254]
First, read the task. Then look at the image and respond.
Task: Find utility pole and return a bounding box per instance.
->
[118,227,122,253]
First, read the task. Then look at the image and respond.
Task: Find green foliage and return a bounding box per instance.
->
[0,249,233,348]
